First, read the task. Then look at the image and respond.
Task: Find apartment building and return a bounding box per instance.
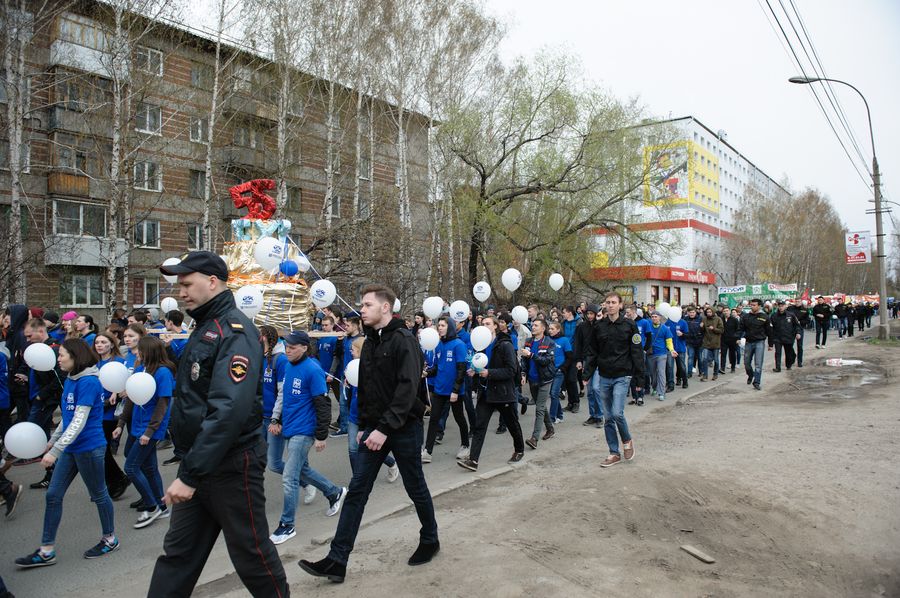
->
[0,1,431,317]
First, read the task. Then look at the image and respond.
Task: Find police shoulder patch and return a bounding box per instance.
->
[230,322,244,330]
[230,355,250,383]
[632,333,642,345]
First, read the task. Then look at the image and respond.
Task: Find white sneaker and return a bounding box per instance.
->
[326,487,347,517]
[421,448,432,463]
[455,445,470,460]
[303,485,316,505]
[134,507,163,529]
[269,523,296,545]
[386,463,400,483]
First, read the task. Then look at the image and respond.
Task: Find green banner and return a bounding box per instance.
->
[717,283,798,308]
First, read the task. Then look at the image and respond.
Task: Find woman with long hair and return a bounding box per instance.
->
[122,324,145,373]
[15,339,119,568]
[75,315,99,347]
[113,335,175,528]
[93,332,130,499]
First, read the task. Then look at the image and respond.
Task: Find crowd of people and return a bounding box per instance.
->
[0,251,892,596]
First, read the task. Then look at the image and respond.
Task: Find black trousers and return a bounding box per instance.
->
[147,441,288,598]
[562,364,580,408]
[102,419,128,490]
[815,320,829,345]
[425,394,469,453]
[774,341,796,369]
[721,339,738,370]
[469,400,524,462]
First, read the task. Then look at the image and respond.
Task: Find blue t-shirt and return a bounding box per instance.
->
[281,357,328,438]
[98,356,124,421]
[348,384,359,425]
[60,373,106,453]
[130,366,175,440]
[82,332,97,347]
[316,337,338,376]
[424,349,437,389]
[648,323,673,356]
[434,337,467,395]
[0,352,8,409]
[48,328,66,343]
[124,351,138,374]
[550,335,572,368]
[262,353,289,419]
[169,338,187,358]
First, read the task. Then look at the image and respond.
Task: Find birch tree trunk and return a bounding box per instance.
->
[324,80,335,229]
[202,0,227,251]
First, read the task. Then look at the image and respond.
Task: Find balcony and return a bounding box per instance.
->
[220,146,272,172]
[49,39,119,79]
[44,235,128,267]
[48,106,112,138]
[47,171,90,197]
[223,94,277,122]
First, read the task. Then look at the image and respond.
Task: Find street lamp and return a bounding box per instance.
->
[789,75,890,339]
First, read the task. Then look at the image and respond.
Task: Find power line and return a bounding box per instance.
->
[760,0,872,191]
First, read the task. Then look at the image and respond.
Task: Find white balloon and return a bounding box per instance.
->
[24,343,56,372]
[669,306,683,323]
[470,326,492,352]
[511,305,529,324]
[125,372,156,406]
[419,327,440,351]
[294,254,311,273]
[422,296,444,320]
[471,352,488,371]
[3,422,48,459]
[309,279,337,309]
[393,298,401,313]
[657,302,671,314]
[99,361,130,394]
[449,300,470,323]
[472,281,491,303]
[161,257,181,283]
[345,358,360,387]
[254,237,285,272]
[548,273,564,291]
[160,297,178,314]
[234,286,264,319]
[501,268,522,292]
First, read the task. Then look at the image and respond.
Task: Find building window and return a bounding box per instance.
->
[673,287,681,305]
[287,187,301,211]
[135,102,162,134]
[53,200,106,236]
[693,288,700,306]
[232,124,263,149]
[187,223,202,250]
[233,65,253,93]
[57,146,88,173]
[662,286,671,303]
[189,116,209,143]
[189,169,206,198]
[57,14,106,51]
[134,161,162,191]
[60,273,104,307]
[326,194,340,219]
[143,277,160,306]
[357,193,370,219]
[191,61,213,90]
[286,141,301,166]
[135,46,163,76]
[650,285,659,304]
[134,220,160,248]
[359,154,370,180]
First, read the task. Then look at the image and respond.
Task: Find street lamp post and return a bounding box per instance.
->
[789,76,890,340]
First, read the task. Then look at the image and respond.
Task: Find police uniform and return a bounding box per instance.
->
[148,252,288,598]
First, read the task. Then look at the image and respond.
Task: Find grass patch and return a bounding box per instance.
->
[866,337,900,347]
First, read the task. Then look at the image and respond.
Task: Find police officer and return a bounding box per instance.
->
[768,300,801,372]
[148,251,288,598]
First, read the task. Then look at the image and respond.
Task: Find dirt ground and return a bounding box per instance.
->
[286,338,900,598]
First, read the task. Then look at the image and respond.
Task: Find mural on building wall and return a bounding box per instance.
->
[643,142,689,203]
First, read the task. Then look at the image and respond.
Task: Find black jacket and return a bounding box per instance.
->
[722,315,742,341]
[522,335,557,384]
[6,304,30,398]
[171,290,264,488]
[812,302,832,323]
[769,310,801,345]
[684,314,704,348]
[834,303,848,318]
[591,315,645,380]
[358,317,425,435]
[572,318,594,363]
[32,338,64,408]
[788,305,810,327]
[482,332,517,404]
[739,310,771,343]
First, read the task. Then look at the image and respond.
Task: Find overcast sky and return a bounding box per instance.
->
[485,0,899,235]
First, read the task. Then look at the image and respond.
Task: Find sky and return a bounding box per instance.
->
[485,0,900,235]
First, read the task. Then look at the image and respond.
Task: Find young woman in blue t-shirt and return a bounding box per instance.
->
[113,335,175,529]
[93,332,130,499]
[422,317,470,463]
[15,339,119,568]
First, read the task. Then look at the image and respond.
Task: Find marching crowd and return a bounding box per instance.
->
[0,251,891,596]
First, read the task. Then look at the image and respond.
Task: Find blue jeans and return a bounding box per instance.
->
[699,348,720,377]
[665,354,674,387]
[124,435,164,509]
[587,370,604,419]
[328,421,437,566]
[347,421,395,476]
[838,316,848,337]
[686,345,700,377]
[337,385,350,434]
[43,446,114,545]
[28,399,56,436]
[597,376,632,456]
[549,370,565,421]
[744,340,766,385]
[280,434,341,527]
[263,417,286,474]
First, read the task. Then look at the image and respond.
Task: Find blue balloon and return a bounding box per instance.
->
[279,260,299,276]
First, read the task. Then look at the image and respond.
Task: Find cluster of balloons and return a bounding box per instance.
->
[97,362,157,405]
[254,238,312,278]
[654,302,683,322]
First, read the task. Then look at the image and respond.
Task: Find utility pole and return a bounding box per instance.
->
[872,155,889,339]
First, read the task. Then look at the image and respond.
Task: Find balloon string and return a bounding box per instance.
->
[285,236,358,314]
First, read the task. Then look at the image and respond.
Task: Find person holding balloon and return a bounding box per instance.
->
[422,317,470,463]
[15,339,119,568]
[521,319,557,449]
[22,319,64,490]
[113,336,174,528]
[93,332,130,499]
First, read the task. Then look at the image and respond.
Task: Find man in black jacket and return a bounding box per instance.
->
[301,284,438,584]
[740,298,772,390]
[769,300,802,371]
[683,306,704,378]
[23,318,64,490]
[149,251,288,598]
[812,296,832,348]
[570,304,598,414]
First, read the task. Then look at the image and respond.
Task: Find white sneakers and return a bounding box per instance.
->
[421,449,432,463]
[455,446,470,460]
[134,506,167,529]
[386,463,400,483]
[326,487,348,517]
[303,485,317,505]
